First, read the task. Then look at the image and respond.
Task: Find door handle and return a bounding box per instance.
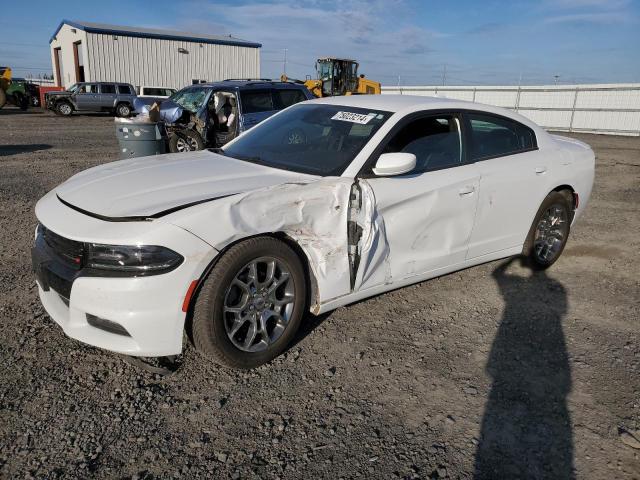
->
[458,185,475,196]
[535,166,548,175]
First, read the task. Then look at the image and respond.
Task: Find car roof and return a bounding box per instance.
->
[198,80,307,90]
[79,81,132,86]
[310,94,544,132]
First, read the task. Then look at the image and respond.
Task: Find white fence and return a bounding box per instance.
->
[382,84,640,136]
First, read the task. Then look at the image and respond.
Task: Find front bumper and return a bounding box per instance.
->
[33,191,218,356]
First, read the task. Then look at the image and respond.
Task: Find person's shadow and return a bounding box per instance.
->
[474,257,574,479]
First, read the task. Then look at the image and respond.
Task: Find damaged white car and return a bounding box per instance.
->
[32,95,595,368]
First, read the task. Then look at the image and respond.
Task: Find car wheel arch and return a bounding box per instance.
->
[521,185,576,257]
[183,232,319,341]
[552,184,576,208]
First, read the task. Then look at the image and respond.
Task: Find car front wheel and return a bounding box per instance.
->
[524,191,572,269]
[55,101,73,116]
[169,130,204,153]
[192,237,307,369]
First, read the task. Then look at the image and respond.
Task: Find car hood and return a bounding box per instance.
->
[55,151,318,219]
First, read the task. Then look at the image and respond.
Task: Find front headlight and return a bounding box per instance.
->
[86,244,183,275]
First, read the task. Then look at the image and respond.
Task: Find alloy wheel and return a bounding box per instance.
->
[223,257,295,352]
[176,135,199,152]
[533,204,568,263]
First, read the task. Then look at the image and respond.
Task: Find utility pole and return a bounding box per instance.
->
[397,75,401,86]
[442,64,447,86]
[283,49,288,76]
[554,75,560,85]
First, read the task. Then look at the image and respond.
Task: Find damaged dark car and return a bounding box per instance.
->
[152,80,314,153]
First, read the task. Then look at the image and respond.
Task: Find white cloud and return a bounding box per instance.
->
[545,0,630,9]
[544,11,630,23]
[176,0,449,81]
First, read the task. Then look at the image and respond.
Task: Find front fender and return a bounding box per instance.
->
[163,178,355,309]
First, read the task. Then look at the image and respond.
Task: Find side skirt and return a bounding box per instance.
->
[316,245,523,315]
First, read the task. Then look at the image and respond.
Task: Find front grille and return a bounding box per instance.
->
[39,224,85,269]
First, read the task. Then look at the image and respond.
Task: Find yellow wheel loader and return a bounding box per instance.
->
[281,58,381,97]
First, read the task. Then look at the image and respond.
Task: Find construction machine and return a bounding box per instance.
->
[0,66,30,110]
[281,57,381,97]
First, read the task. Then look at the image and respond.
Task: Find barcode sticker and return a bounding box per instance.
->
[331,111,376,124]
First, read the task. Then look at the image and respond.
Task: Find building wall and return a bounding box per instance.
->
[382,84,640,136]
[49,24,89,87]
[84,32,260,90]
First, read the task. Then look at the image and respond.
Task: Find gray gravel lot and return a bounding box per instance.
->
[1,107,639,479]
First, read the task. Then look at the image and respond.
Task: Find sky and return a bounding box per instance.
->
[2,0,639,85]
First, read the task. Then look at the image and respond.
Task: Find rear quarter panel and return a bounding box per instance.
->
[550,135,596,224]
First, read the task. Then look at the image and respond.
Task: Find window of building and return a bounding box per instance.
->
[381,115,463,173]
[240,90,274,113]
[467,113,536,160]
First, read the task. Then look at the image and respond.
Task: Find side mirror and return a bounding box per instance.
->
[372,152,416,177]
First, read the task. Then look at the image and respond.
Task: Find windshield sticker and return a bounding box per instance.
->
[331,111,376,124]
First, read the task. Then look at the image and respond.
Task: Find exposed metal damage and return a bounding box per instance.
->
[172,177,391,313]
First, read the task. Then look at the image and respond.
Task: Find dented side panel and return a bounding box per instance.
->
[364,165,480,279]
[167,178,356,309]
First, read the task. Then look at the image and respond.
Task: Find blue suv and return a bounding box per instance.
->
[154,80,314,153]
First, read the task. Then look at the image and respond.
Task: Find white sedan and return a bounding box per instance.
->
[32,95,595,368]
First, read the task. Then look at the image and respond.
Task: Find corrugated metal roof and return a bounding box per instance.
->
[50,19,261,48]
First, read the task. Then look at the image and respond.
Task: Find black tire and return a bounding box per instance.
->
[55,101,73,116]
[192,236,307,369]
[17,93,29,110]
[169,130,205,153]
[115,102,131,117]
[523,191,572,270]
[0,89,6,109]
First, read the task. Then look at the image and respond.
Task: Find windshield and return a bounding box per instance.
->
[169,87,209,112]
[220,104,392,176]
[67,83,79,93]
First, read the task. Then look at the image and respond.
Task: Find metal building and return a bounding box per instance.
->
[49,20,261,90]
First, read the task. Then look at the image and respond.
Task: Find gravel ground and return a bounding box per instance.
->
[1,107,639,479]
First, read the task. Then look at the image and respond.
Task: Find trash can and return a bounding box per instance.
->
[115,118,167,159]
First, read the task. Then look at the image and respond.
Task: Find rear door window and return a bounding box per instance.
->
[273,89,307,110]
[239,90,274,113]
[100,84,116,94]
[467,113,536,160]
[117,85,133,95]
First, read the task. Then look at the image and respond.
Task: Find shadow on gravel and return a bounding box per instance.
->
[0,108,44,115]
[474,257,574,479]
[288,312,333,350]
[0,144,52,156]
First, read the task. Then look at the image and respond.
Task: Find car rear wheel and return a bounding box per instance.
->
[115,103,131,117]
[169,130,204,153]
[55,101,73,116]
[192,237,307,369]
[524,191,572,269]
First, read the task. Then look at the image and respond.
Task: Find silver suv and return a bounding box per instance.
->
[45,82,137,117]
